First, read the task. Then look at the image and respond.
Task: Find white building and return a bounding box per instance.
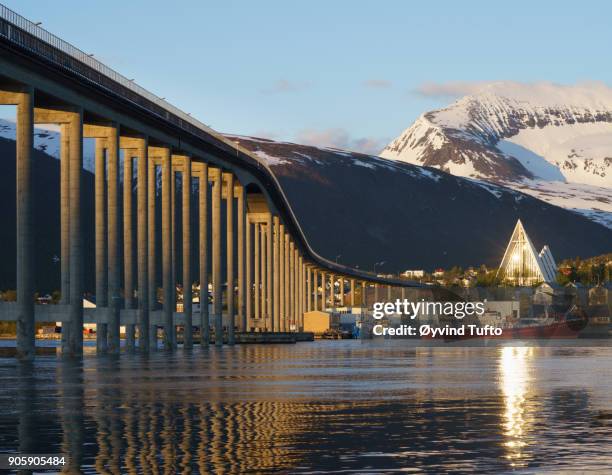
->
[497,219,557,285]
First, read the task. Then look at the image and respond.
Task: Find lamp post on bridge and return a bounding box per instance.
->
[373,261,386,275]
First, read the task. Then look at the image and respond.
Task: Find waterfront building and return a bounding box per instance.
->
[589,282,612,312]
[497,219,557,285]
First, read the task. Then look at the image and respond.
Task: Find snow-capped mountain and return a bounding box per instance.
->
[380,82,612,228]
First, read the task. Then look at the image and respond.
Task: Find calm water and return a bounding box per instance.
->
[1,341,612,474]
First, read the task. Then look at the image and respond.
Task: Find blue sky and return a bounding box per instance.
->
[4,0,612,153]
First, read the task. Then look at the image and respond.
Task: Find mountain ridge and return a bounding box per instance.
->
[380,82,612,228]
[226,134,612,272]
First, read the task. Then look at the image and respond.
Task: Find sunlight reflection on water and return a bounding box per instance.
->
[0,340,611,473]
[499,346,533,467]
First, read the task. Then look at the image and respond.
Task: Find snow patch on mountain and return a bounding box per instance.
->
[252,149,290,166]
[227,134,450,183]
[351,159,377,170]
[497,122,612,185]
[468,178,526,201]
[507,180,612,229]
[417,168,442,182]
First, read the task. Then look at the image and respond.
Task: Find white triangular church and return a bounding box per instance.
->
[497,219,557,285]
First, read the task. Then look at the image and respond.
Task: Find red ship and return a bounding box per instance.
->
[426,305,588,341]
[500,317,584,339]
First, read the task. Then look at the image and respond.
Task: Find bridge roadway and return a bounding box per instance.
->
[0,4,428,359]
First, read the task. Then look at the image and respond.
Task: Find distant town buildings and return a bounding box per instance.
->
[497,219,557,285]
[401,270,424,279]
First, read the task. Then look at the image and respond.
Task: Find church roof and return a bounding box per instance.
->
[497,219,557,284]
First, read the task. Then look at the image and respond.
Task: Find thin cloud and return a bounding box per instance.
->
[252,130,283,140]
[260,79,311,94]
[364,79,392,89]
[413,80,612,101]
[295,128,388,155]
[413,80,495,98]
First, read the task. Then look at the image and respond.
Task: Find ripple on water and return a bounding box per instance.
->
[0,341,611,473]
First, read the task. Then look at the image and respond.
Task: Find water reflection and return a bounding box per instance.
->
[87,393,307,472]
[0,342,611,473]
[58,360,85,473]
[499,346,534,467]
[17,362,37,459]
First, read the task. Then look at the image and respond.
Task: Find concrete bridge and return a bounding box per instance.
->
[0,4,423,359]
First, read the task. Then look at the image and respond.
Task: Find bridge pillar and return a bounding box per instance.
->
[288,242,296,331]
[225,173,235,345]
[290,246,294,329]
[183,156,193,349]
[245,216,252,331]
[65,111,84,356]
[237,184,246,332]
[95,138,108,353]
[254,222,260,324]
[296,255,300,330]
[199,163,210,346]
[304,263,308,328]
[360,281,365,308]
[273,216,280,332]
[299,256,304,329]
[313,269,318,312]
[301,263,305,317]
[266,214,273,332]
[124,149,135,351]
[171,165,176,344]
[294,247,299,330]
[321,270,326,313]
[161,147,175,350]
[283,231,290,331]
[350,279,355,307]
[13,87,35,360]
[387,285,392,302]
[107,124,120,354]
[330,274,335,313]
[211,170,222,346]
[147,152,158,350]
[136,139,149,351]
[60,124,71,351]
[261,223,267,329]
[295,257,299,330]
[279,224,285,331]
[299,257,305,331]
[298,264,306,320]
[339,277,344,308]
[306,266,312,313]
[374,283,379,305]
